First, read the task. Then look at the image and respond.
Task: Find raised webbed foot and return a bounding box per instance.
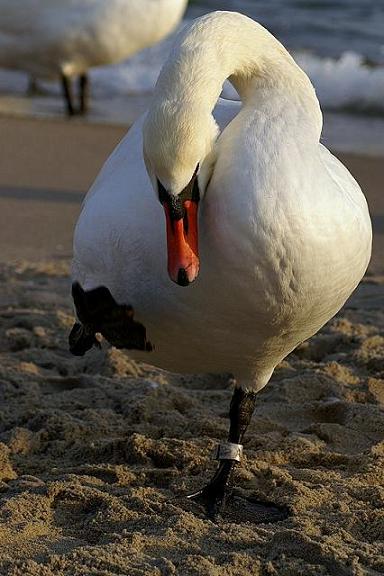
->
[68,322,100,356]
[69,283,153,356]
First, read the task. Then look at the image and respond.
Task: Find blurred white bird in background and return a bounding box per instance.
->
[0,0,188,116]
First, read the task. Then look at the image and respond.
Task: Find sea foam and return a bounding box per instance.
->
[1,32,383,117]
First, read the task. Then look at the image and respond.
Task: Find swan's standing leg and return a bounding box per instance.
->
[188,386,257,518]
[79,73,89,115]
[61,73,75,117]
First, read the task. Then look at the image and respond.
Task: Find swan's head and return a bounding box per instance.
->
[143,103,218,286]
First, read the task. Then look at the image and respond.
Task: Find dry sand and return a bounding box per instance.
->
[0,116,383,575]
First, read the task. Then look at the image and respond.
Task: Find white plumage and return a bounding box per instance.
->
[72,11,372,391]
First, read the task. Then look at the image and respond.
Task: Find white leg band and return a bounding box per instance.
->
[215,442,243,462]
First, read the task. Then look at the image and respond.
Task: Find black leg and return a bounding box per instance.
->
[79,73,89,115]
[61,73,75,117]
[27,76,38,96]
[188,386,257,518]
[228,386,259,443]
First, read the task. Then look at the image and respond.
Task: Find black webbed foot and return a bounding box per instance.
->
[187,465,290,524]
[187,486,289,524]
[187,483,230,520]
[68,322,101,356]
[187,460,234,520]
[69,282,153,355]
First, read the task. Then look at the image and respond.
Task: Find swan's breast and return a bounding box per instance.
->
[201,107,371,337]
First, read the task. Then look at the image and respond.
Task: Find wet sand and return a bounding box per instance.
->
[0,115,383,575]
[0,115,383,273]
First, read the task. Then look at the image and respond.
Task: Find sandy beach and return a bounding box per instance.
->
[0,115,383,575]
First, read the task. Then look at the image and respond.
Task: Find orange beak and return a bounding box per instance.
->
[163,199,199,286]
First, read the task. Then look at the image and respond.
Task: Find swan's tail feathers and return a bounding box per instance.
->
[69,282,153,356]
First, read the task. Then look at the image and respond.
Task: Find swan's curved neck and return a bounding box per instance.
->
[154,11,322,137]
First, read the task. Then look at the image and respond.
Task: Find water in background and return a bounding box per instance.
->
[0,0,383,153]
[192,0,384,64]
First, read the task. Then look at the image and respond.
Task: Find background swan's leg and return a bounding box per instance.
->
[27,76,49,96]
[27,76,39,96]
[188,386,257,518]
[60,73,75,117]
[79,74,89,115]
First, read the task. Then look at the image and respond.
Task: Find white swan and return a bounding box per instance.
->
[71,12,372,518]
[0,0,187,115]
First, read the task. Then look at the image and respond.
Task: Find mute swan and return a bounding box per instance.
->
[70,12,372,519]
[0,0,187,116]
